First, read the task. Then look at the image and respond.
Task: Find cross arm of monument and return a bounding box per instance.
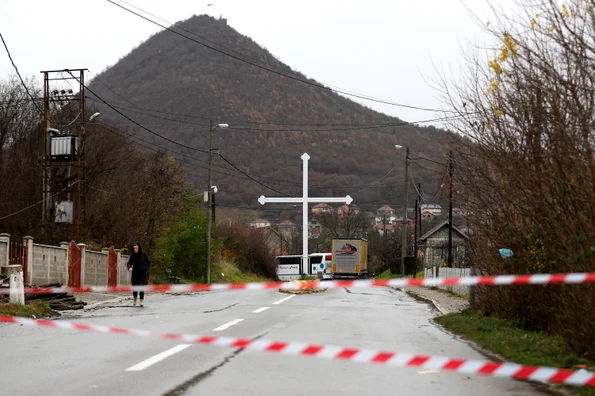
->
[258,195,353,205]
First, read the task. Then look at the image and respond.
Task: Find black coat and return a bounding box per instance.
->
[127,242,151,286]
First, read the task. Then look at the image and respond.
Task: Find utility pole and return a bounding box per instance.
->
[41,69,87,242]
[205,120,214,284]
[448,150,453,267]
[413,197,418,278]
[400,147,410,274]
[205,120,228,284]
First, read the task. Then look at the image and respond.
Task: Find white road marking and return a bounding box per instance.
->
[252,307,270,313]
[125,344,191,372]
[273,295,295,305]
[213,319,244,331]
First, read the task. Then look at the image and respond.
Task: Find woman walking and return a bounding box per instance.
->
[127,242,151,307]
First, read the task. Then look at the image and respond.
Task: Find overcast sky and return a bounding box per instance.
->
[0,0,510,124]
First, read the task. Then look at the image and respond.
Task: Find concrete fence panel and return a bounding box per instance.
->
[30,243,68,286]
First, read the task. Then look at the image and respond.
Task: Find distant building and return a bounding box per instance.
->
[277,220,297,236]
[375,204,396,225]
[312,203,333,215]
[373,223,396,235]
[393,217,415,230]
[308,219,322,238]
[421,210,437,221]
[417,221,469,268]
[420,203,442,216]
[248,218,271,229]
[337,203,359,218]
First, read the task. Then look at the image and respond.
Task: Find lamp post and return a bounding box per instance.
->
[395,145,409,274]
[206,120,228,284]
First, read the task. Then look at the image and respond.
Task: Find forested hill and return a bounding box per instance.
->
[88,14,450,212]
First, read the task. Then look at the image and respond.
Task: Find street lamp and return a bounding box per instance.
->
[396,145,409,274]
[206,120,229,284]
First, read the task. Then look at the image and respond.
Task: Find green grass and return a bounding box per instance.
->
[0,301,55,318]
[210,260,273,284]
[375,269,424,279]
[436,310,595,395]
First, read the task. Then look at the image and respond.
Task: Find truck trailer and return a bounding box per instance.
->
[331,238,368,279]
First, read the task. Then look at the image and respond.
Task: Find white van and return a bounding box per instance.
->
[309,253,333,279]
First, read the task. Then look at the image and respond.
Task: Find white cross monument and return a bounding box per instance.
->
[258,153,353,275]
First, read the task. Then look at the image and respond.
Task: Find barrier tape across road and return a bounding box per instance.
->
[0,315,593,387]
[1,272,594,295]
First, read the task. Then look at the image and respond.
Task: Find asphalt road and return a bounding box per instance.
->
[0,287,552,395]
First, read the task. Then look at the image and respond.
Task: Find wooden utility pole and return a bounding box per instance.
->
[448,150,454,267]
[400,147,410,274]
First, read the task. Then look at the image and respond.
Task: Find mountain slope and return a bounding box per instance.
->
[88,14,450,212]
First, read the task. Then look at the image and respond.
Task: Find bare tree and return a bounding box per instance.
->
[436,0,595,357]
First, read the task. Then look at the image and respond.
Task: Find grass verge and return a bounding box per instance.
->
[376,269,425,279]
[0,301,55,318]
[436,309,595,396]
[210,260,272,284]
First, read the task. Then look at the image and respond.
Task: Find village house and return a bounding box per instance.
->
[372,223,396,235]
[375,204,396,225]
[248,218,271,229]
[417,221,469,268]
[311,203,333,215]
[420,203,442,216]
[277,220,296,237]
[337,203,359,218]
[308,219,322,238]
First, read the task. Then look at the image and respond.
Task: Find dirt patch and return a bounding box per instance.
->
[279,288,327,295]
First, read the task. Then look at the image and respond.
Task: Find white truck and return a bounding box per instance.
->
[331,238,369,279]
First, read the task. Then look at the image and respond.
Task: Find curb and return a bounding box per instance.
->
[391,286,452,315]
[82,296,130,310]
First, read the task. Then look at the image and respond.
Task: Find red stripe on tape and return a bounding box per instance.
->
[266,342,288,352]
[442,359,465,370]
[408,356,431,367]
[198,336,217,344]
[477,362,502,375]
[512,366,539,380]
[301,345,324,355]
[371,352,394,363]
[231,339,252,348]
[336,348,358,359]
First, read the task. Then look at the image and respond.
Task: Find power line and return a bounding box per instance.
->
[0,33,43,115]
[0,181,80,221]
[351,160,403,196]
[217,153,290,196]
[95,121,270,181]
[67,71,210,154]
[86,94,462,131]
[107,0,448,113]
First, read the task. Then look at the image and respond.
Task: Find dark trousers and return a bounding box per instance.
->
[133,291,145,300]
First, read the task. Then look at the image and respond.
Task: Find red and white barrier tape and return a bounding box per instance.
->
[0,314,592,387]
[1,272,594,295]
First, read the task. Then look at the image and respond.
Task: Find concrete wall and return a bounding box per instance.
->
[0,234,9,267]
[84,250,108,287]
[1,233,136,287]
[30,244,68,286]
[118,253,131,286]
[425,267,471,296]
